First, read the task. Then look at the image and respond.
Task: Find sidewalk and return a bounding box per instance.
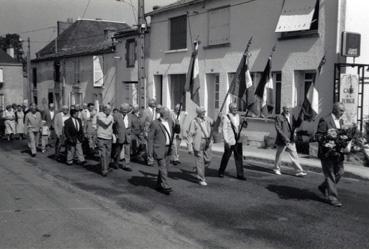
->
[189,142,369,180]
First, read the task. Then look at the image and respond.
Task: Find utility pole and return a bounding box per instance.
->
[137,0,146,109]
[27,37,32,104]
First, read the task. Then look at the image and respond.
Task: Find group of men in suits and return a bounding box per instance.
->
[273,102,348,207]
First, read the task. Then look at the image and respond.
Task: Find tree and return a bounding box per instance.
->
[0,33,25,63]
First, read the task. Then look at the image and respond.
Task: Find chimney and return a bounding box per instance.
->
[57,19,73,36]
[6,47,14,58]
[104,27,117,41]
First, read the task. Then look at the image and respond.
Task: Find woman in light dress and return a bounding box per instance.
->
[3,105,16,140]
[15,105,25,139]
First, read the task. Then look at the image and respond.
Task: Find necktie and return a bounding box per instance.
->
[74,119,79,131]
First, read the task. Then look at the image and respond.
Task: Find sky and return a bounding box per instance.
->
[0,0,177,58]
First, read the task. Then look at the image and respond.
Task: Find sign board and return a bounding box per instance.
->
[93,55,104,87]
[341,32,361,57]
[339,74,359,124]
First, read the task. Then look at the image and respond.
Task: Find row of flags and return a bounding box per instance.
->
[185,39,325,120]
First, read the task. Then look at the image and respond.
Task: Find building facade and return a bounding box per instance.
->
[146,0,369,134]
[32,19,131,110]
[0,49,24,109]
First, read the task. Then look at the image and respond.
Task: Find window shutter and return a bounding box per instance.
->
[0,68,3,83]
[208,7,230,46]
[170,15,187,50]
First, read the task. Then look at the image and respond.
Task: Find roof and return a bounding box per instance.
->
[0,49,20,64]
[34,19,131,61]
[146,0,205,16]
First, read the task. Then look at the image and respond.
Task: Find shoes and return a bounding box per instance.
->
[31,153,36,157]
[318,184,327,197]
[296,171,307,177]
[101,171,108,177]
[122,166,132,172]
[273,169,282,175]
[237,176,247,181]
[329,199,343,207]
[66,162,73,166]
[199,181,207,186]
[218,172,224,178]
[41,149,46,153]
[156,186,172,195]
[78,161,86,166]
[172,160,181,165]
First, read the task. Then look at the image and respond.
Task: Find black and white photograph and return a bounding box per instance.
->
[1,0,369,248]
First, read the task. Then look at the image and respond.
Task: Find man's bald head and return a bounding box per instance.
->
[332,102,345,119]
[148,98,157,108]
[120,103,130,115]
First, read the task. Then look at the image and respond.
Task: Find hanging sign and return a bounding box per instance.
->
[339,74,359,124]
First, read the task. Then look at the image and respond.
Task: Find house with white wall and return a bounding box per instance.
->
[145,0,369,142]
[32,19,131,110]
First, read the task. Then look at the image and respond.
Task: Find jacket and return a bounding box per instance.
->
[274,113,302,145]
[222,113,241,146]
[54,112,69,137]
[25,111,42,132]
[113,112,132,144]
[64,117,84,145]
[187,116,213,152]
[148,119,180,160]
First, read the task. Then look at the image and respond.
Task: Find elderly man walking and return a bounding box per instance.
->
[218,103,247,180]
[64,109,86,165]
[316,102,346,207]
[187,106,213,186]
[96,105,114,177]
[273,106,307,176]
[142,98,158,166]
[24,103,42,157]
[112,103,132,171]
[129,104,144,161]
[54,105,69,160]
[171,103,188,165]
[148,107,180,194]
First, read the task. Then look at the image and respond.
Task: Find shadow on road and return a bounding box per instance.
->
[266,184,325,203]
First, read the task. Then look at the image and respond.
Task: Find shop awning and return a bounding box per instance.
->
[275,0,317,32]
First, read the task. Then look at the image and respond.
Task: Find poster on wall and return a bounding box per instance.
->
[339,73,359,125]
[93,55,104,87]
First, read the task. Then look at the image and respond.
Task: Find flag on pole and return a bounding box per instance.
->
[255,57,273,115]
[301,55,326,120]
[229,53,253,100]
[185,41,200,106]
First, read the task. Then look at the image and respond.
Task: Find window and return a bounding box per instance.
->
[276,0,319,38]
[170,74,186,110]
[274,72,282,114]
[215,75,220,108]
[208,6,230,46]
[170,15,187,50]
[304,72,315,96]
[48,92,54,105]
[93,55,104,87]
[32,68,37,89]
[54,61,60,82]
[0,94,4,110]
[0,68,3,83]
[154,75,163,105]
[126,39,136,68]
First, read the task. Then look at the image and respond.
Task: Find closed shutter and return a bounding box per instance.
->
[0,68,3,83]
[170,15,187,50]
[208,6,230,46]
[93,55,104,87]
[275,0,317,32]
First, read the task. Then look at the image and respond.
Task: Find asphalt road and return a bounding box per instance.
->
[1,139,369,249]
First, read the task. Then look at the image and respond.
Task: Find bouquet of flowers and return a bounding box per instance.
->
[319,127,356,159]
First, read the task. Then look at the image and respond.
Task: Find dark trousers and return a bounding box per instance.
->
[320,159,344,201]
[218,143,244,177]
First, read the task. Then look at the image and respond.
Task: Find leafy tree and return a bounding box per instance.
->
[0,33,25,63]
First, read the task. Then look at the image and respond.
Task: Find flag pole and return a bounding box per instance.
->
[208,36,253,144]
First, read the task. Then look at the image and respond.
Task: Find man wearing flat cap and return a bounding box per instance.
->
[187,106,213,186]
[112,103,132,171]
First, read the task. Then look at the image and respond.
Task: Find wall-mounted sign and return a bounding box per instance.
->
[341,32,361,57]
[93,55,104,87]
[339,74,359,124]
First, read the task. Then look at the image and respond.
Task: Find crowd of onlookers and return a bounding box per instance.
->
[0,104,27,141]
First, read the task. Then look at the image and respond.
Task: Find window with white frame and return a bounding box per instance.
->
[0,68,3,83]
[208,6,230,46]
[170,15,187,50]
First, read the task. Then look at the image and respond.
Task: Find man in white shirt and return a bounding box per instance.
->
[96,104,114,177]
[171,103,188,165]
[218,103,246,180]
[142,98,157,166]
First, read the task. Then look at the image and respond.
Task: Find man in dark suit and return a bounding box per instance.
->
[148,107,180,194]
[112,103,132,171]
[129,104,145,161]
[273,106,307,176]
[141,98,158,166]
[64,109,85,165]
[316,102,345,207]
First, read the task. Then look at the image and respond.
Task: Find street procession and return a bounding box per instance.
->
[1,0,369,248]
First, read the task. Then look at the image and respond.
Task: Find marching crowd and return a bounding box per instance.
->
[0,99,350,206]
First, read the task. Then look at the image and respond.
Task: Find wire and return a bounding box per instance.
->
[19,26,55,34]
[81,0,92,19]
[149,0,259,25]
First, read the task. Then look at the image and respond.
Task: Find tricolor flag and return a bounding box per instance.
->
[229,53,253,101]
[185,41,200,106]
[301,55,326,120]
[255,57,274,115]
